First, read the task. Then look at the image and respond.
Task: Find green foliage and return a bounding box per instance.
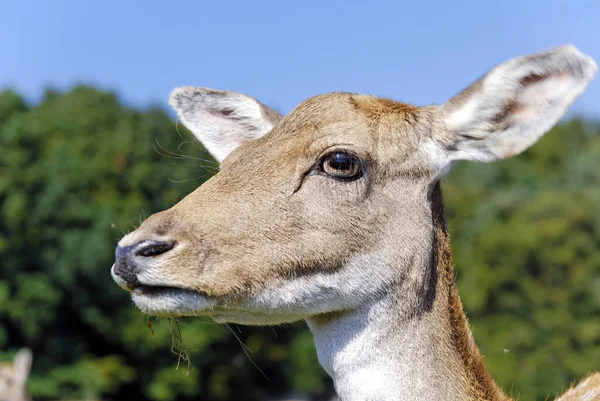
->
[0,86,598,400]
[444,118,600,400]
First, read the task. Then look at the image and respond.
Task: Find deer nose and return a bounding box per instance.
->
[113,240,175,285]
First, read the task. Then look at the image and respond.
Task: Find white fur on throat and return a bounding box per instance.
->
[305,294,469,401]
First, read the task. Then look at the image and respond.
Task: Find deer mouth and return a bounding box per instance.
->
[131,284,201,297]
[111,263,203,297]
[127,284,215,317]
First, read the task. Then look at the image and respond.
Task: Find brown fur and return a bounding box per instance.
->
[430,184,506,400]
[349,95,418,123]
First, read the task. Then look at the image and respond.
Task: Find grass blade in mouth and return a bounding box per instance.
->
[168,318,194,376]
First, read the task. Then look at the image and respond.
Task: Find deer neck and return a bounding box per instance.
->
[306,183,507,401]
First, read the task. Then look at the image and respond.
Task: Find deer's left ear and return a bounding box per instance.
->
[431,45,596,166]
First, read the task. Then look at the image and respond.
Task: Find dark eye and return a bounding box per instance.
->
[320,151,362,180]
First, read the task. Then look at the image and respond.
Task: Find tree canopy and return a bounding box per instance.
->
[0,86,598,400]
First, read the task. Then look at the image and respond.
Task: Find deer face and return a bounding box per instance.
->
[113,93,437,323]
[112,46,596,324]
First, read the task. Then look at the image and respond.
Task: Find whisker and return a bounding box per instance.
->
[167,175,207,184]
[224,323,269,380]
[127,220,139,231]
[174,120,187,142]
[155,138,218,167]
[153,139,215,165]
[269,326,279,340]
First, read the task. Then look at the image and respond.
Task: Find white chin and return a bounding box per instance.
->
[130,292,304,324]
[131,288,215,317]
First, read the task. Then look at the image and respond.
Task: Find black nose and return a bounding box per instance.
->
[113,240,175,285]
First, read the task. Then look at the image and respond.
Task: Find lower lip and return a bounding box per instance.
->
[132,286,205,298]
[132,285,172,295]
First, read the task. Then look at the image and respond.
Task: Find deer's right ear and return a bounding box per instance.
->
[169,87,282,163]
[429,45,596,169]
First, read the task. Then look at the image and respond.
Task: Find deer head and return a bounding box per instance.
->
[112,46,596,400]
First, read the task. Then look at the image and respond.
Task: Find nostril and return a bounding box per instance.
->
[135,240,176,257]
[113,240,175,285]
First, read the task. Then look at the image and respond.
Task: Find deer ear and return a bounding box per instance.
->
[433,45,596,165]
[169,87,282,163]
[12,348,32,386]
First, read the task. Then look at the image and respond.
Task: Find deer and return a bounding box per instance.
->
[111,45,599,400]
[0,348,32,401]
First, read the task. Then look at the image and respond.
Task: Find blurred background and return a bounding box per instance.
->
[0,1,599,400]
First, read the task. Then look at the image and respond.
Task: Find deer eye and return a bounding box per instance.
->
[320,151,362,180]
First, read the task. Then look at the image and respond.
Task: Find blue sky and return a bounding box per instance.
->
[1,0,599,117]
